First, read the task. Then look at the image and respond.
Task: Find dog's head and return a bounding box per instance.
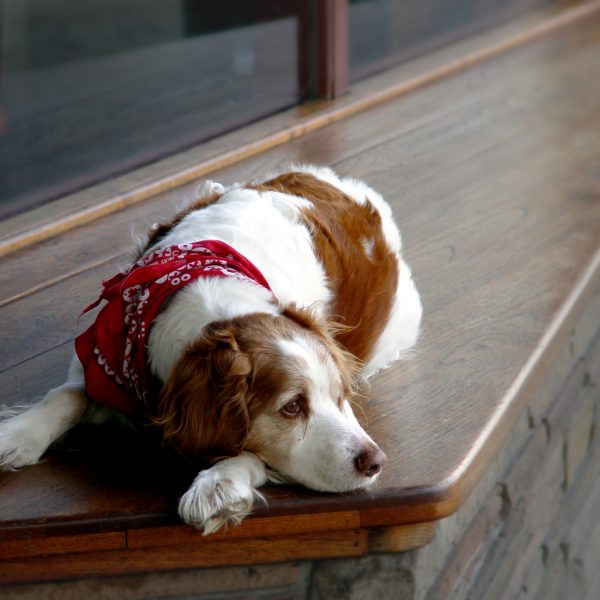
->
[155,308,386,492]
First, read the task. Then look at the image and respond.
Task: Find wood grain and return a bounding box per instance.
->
[0,530,367,585]
[0,4,599,576]
[0,531,125,561]
[368,523,436,553]
[128,511,360,548]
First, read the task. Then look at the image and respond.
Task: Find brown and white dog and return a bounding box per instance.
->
[0,165,422,533]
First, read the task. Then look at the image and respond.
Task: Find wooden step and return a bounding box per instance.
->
[0,2,599,584]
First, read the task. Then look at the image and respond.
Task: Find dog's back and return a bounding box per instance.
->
[146,165,421,376]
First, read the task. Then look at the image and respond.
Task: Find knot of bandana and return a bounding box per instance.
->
[75,240,273,416]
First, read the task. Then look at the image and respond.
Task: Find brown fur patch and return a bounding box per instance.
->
[252,172,399,363]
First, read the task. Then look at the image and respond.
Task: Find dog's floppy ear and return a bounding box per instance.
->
[155,326,252,457]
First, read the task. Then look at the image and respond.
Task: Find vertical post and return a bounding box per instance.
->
[297,0,312,100]
[317,0,349,99]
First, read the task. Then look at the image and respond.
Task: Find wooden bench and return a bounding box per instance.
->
[1,3,599,595]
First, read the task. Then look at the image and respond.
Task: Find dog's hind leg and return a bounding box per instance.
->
[0,355,89,470]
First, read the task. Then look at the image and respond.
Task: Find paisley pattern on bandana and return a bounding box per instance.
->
[75,240,273,416]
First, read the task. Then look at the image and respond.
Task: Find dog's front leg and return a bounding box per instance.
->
[179,451,268,534]
[0,356,88,470]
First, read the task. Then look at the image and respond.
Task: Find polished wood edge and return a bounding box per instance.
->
[0,523,440,584]
[368,522,436,553]
[0,531,126,561]
[359,496,461,529]
[0,529,368,585]
[433,248,600,518]
[0,522,438,583]
[127,510,361,549]
[0,0,597,258]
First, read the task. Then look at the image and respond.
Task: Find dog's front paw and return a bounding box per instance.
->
[179,467,263,534]
[0,424,47,470]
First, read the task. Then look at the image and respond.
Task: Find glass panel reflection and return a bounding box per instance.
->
[0,0,305,218]
[349,0,554,81]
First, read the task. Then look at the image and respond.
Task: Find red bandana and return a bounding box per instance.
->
[75,240,273,417]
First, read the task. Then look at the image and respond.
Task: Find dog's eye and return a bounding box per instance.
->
[281,396,305,417]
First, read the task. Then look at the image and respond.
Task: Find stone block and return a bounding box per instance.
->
[563,387,596,489]
[0,563,310,600]
[309,555,414,600]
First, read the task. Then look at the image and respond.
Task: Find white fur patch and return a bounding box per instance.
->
[178,452,267,533]
[260,335,383,492]
[146,188,331,314]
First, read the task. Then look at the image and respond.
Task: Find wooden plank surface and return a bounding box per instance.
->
[0,531,125,561]
[0,6,599,549]
[368,522,436,553]
[0,529,367,585]
[127,511,360,548]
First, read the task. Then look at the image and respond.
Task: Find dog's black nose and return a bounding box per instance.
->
[354,445,387,477]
